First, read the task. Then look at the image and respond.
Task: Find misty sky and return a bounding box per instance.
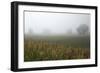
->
[25,11,90,35]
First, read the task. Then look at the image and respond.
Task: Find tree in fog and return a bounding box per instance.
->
[27,28,34,36]
[42,29,51,35]
[77,24,89,35]
[67,29,73,35]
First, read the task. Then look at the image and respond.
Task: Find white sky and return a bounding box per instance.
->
[24,11,90,35]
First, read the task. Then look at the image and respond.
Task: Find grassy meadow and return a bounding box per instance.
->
[24,35,90,62]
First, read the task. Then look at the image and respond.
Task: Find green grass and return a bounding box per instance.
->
[24,35,90,62]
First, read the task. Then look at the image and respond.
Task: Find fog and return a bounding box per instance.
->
[25,11,90,35]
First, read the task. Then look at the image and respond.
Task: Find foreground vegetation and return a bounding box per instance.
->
[24,35,90,62]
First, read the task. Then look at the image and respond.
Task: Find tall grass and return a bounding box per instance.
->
[24,36,90,62]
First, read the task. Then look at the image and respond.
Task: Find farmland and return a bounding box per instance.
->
[24,35,90,62]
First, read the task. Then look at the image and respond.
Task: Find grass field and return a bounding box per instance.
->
[24,35,90,62]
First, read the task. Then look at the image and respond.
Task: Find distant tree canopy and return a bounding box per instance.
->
[27,28,34,37]
[77,24,89,35]
[42,29,51,35]
[28,29,34,34]
[67,29,73,35]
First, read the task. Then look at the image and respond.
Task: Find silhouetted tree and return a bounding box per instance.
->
[77,24,89,35]
[67,29,73,35]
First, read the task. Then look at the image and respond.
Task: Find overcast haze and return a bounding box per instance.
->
[25,11,90,35]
